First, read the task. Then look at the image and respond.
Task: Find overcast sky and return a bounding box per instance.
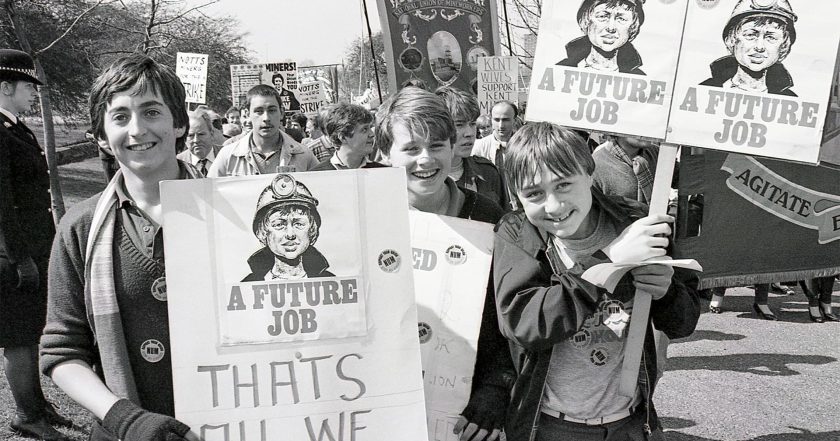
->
[199,0,383,66]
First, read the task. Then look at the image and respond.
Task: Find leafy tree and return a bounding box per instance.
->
[340,32,387,103]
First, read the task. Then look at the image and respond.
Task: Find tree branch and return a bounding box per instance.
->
[35,0,106,56]
[154,0,218,26]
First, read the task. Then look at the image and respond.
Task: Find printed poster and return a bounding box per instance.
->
[377,0,501,94]
[298,81,327,118]
[161,169,428,441]
[526,0,688,140]
[673,148,840,288]
[230,62,300,114]
[299,65,340,105]
[477,56,519,117]
[409,212,494,441]
[667,0,840,164]
[176,52,209,104]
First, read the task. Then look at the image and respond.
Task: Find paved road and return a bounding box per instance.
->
[53,158,840,441]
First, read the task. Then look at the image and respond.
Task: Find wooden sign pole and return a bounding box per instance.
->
[618,143,679,397]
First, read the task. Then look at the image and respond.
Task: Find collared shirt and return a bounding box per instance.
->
[329,151,369,170]
[309,136,337,162]
[114,163,191,261]
[248,133,285,173]
[187,148,216,166]
[0,106,19,124]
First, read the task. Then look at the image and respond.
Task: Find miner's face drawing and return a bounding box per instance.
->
[583,2,637,53]
[729,18,788,73]
[261,207,316,261]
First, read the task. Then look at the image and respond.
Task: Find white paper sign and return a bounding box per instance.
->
[176,52,209,104]
[667,0,840,164]
[409,212,494,441]
[477,56,519,116]
[162,169,428,441]
[526,0,688,139]
[298,81,327,118]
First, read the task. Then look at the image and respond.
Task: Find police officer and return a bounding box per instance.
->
[243,174,334,281]
[0,49,70,441]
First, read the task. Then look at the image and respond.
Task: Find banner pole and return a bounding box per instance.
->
[361,0,384,103]
[501,0,513,56]
[618,143,679,397]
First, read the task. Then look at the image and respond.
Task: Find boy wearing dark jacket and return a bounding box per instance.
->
[494,122,699,440]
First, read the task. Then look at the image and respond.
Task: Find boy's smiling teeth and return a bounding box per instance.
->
[127,142,155,152]
[550,211,573,222]
[412,169,438,179]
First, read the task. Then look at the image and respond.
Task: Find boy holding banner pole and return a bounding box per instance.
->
[493,123,699,440]
[376,87,516,441]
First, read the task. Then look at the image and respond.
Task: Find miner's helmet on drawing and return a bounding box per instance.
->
[0,49,42,85]
[723,0,797,44]
[576,0,646,29]
[252,174,321,236]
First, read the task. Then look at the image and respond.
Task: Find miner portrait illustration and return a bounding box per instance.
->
[557,0,646,75]
[243,174,334,281]
[700,0,798,96]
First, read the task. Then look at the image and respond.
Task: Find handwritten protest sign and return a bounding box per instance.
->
[477,56,519,116]
[526,0,687,140]
[230,62,300,113]
[299,65,340,105]
[176,52,208,104]
[161,169,428,441]
[667,0,840,164]
[409,212,494,441]
[377,0,501,93]
[298,81,327,118]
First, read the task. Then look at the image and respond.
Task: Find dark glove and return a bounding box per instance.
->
[15,257,38,292]
[460,384,508,433]
[103,399,190,441]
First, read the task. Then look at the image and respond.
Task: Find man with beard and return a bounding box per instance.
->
[558,0,646,75]
[243,174,333,281]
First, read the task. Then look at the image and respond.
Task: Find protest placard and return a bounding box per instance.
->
[525,0,688,140]
[161,169,428,441]
[377,0,501,94]
[299,65,340,104]
[408,212,494,441]
[667,0,840,164]
[230,62,300,113]
[673,148,840,288]
[176,52,208,104]
[298,81,327,118]
[477,56,519,117]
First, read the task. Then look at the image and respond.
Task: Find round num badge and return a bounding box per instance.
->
[140,339,165,363]
[378,249,401,273]
[445,245,467,265]
[590,347,609,367]
[150,276,167,301]
[418,322,432,344]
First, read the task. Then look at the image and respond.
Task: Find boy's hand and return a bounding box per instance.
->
[103,399,190,441]
[455,385,506,441]
[603,214,672,264]
[15,257,39,292]
[630,264,674,300]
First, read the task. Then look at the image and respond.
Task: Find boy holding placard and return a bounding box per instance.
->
[40,54,200,441]
[493,122,699,440]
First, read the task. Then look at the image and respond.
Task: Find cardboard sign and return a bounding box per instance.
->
[161,169,428,441]
[477,56,519,116]
[674,148,840,288]
[230,62,301,113]
[667,0,840,164]
[526,0,688,139]
[377,0,501,94]
[298,81,327,118]
[409,212,494,441]
[176,52,209,104]
[299,65,340,105]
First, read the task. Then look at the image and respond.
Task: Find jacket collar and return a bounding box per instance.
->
[246,245,331,278]
[707,56,795,94]
[232,130,308,158]
[563,36,643,73]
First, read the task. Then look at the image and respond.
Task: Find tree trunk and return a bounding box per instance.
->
[4,0,66,223]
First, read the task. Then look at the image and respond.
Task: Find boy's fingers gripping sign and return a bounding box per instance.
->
[604,214,673,264]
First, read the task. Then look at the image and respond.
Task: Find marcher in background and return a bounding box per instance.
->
[307,104,339,161]
[305,112,324,142]
[208,84,318,177]
[494,122,699,440]
[41,54,200,441]
[708,284,780,320]
[311,103,383,171]
[475,114,492,139]
[592,134,658,205]
[434,86,508,210]
[472,100,519,208]
[801,276,839,323]
[376,87,515,441]
[177,108,222,176]
[225,105,241,127]
[289,113,308,132]
[0,48,71,441]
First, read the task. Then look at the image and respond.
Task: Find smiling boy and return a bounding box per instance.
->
[493,122,699,440]
[40,55,202,441]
